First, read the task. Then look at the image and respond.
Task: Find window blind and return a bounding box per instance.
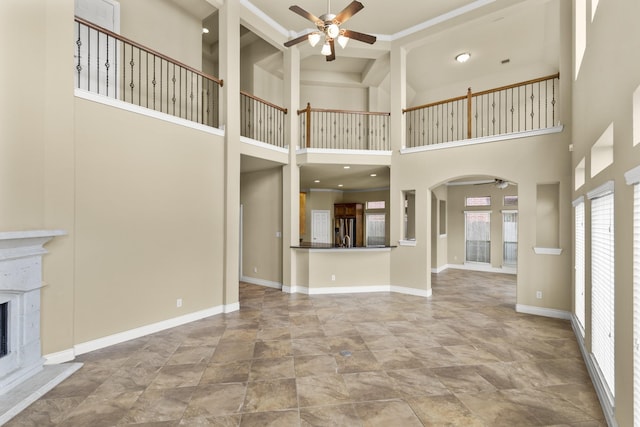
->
[575,200,586,333]
[591,191,615,399]
[634,183,640,427]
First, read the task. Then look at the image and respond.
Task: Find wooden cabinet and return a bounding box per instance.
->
[334,203,363,247]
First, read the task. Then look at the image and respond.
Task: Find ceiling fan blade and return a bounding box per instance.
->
[333,1,364,25]
[326,39,336,61]
[342,29,376,44]
[289,5,322,25]
[284,32,314,47]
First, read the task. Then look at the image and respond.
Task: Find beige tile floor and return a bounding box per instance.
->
[6,270,605,426]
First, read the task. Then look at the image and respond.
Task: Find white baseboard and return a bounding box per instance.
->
[43,349,76,365]
[570,315,617,427]
[224,302,240,313]
[445,263,517,275]
[515,304,572,320]
[391,285,432,297]
[240,276,282,290]
[431,265,448,274]
[283,284,431,298]
[73,305,224,357]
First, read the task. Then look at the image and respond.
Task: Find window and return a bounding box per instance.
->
[366,214,385,247]
[502,211,518,266]
[588,181,615,401]
[591,123,614,178]
[465,211,491,263]
[503,195,518,206]
[625,166,640,425]
[366,201,385,210]
[465,196,491,207]
[573,197,586,334]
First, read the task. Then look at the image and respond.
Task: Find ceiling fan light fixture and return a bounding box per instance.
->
[337,34,349,48]
[321,41,332,56]
[455,52,471,63]
[308,32,321,47]
[326,23,340,39]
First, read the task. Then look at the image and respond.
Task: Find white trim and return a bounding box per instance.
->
[500,209,518,214]
[224,302,240,313]
[240,136,289,154]
[570,315,617,427]
[464,210,492,214]
[297,148,392,156]
[533,247,563,255]
[240,0,289,37]
[43,349,76,365]
[431,264,448,274]
[283,284,431,298]
[572,195,585,207]
[446,263,517,275]
[515,304,572,320]
[625,164,640,185]
[587,180,615,200]
[398,240,417,247]
[391,285,432,298]
[75,89,225,137]
[73,305,224,356]
[400,125,564,154]
[240,276,283,289]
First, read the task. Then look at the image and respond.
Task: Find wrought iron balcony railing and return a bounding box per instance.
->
[74,17,222,128]
[403,73,560,148]
[297,103,390,151]
[240,91,287,148]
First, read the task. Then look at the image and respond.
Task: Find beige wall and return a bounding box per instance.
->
[240,167,283,285]
[297,249,391,288]
[431,185,448,270]
[571,0,640,424]
[300,84,368,111]
[392,131,572,308]
[119,0,203,70]
[447,182,518,269]
[74,98,225,343]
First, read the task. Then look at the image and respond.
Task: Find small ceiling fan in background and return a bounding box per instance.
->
[474,178,515,189]
[284,0,377,61]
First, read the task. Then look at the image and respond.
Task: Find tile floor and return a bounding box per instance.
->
[5,270,604,426]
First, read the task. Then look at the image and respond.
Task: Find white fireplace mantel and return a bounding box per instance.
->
[0,229,82,426]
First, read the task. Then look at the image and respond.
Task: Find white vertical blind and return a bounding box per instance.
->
[502,211,518,266]
[465,211,491,263]
[575,200,586,332]
[591,190,615,399]
[634,183,640,427]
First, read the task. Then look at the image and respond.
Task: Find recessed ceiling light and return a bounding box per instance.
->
[202,28,210,34]
[370,173,377,177]
[338,184,344,187]
[314,179,320,183]
[455,52,471,63]
[343,166,351,169]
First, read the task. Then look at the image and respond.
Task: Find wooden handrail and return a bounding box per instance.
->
[297,106,390,116]
[471,73,560,97]
[74,16,223,86]
[240,90,287,113]
[402,73,560,113]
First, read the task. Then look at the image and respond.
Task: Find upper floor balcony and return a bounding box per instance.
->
[74,17,561,159]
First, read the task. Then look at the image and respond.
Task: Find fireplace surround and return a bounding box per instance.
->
[0,230,81,424]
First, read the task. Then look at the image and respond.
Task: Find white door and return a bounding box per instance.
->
[311,210,331,244]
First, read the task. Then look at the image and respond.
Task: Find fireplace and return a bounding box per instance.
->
[0,302,7,358]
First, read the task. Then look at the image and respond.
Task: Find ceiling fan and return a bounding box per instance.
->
[284,0,377,61]
[474,178,515,189]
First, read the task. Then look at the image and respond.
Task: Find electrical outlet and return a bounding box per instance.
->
[253,267,258,273]
[276,231,282,238]
[331,274,336,281]
[176,298,183,308]
[536,291,542,299]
